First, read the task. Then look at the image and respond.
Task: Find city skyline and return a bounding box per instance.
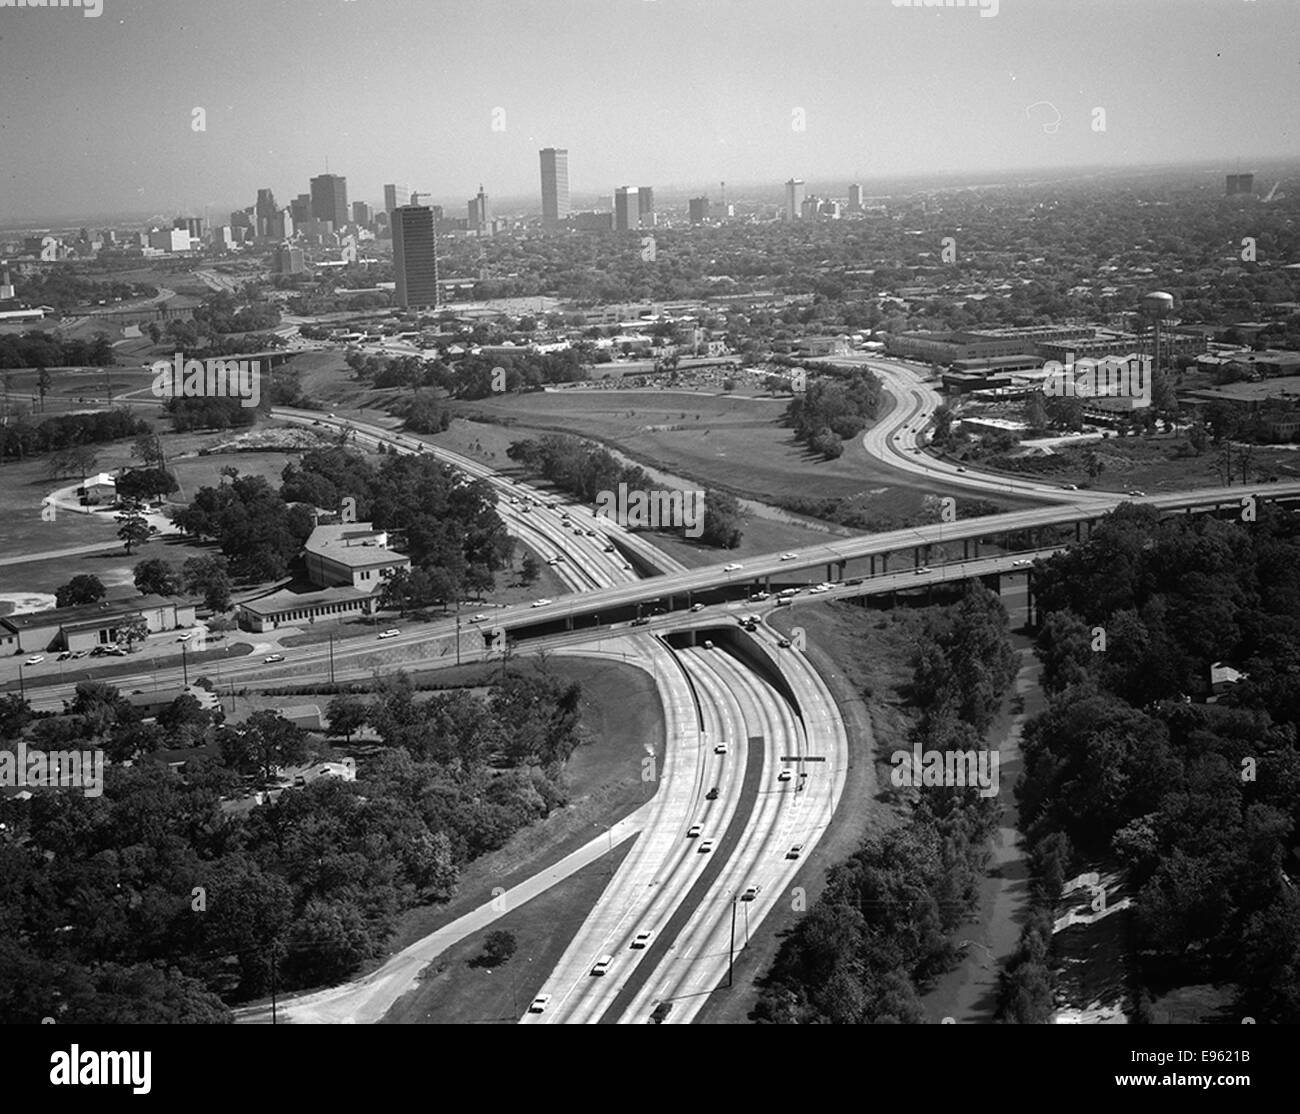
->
[1,0,1295,222]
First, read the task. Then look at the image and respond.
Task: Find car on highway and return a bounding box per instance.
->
[586,529,597,537]
[630,616,650,626]
[24,655,44,666]
[687,824,703,838]
[778,768,793,781]
[776,597,792,607]
[703,639,715,650]
[631,931,653,949]
[1012,559,1033,568]
[604,544,617,553]
[779,552,798,561]
[1126,489,1146,497]
[468,614,488,623]
[809,585,829,594]
[177,631,194,642]
[263,653,286,663]
[546,556,562,566]
[714,741,728,754]
[378,628,401,639]
[777,637,792,648]
[705,787,720,800]
[690,603,705,612]
[531,598,552,608]
[915,566,931,575]
[621,563,633,572]
[698,839,715,854]
[57,651,73,661]
[528,994,551,1013]
[786,843,804,860]
[591,955,613,976]
[741,886,760,902]
[724,562,743,572]
[1063,483,1079,491]
[778,588,799,598]
[751,591,769,601]
[956,466,967,473]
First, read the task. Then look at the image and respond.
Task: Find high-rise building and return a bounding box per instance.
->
[848,183,863,210]
[638,187,655,228]
[785,178,806,221]
[689,197,710,225]
[279,207,295,240]
[0,264,14,302]
[256,189,279,238]
[540,148,570,227]
[614,186,640,231]
[352,201,374,227]
[274,244,306,275]
[311,174,349,227]
[391,205,439,309]
[173,216,204,239]
[468,185,490,233]
[383,184,411,216]
[290,194,311,226]
[1226,173,1256,197]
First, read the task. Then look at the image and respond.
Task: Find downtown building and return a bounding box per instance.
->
[391,205,439,309]
[310,173,349,228]
[785,178,806,220]
[540,148,570,227]
[614,186,653,231]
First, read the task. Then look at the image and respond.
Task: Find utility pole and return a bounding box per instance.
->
[328,632,335,685]
[728,896,737,987]
[180,643,188,686]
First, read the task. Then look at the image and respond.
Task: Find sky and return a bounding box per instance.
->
[0,0,1296,222]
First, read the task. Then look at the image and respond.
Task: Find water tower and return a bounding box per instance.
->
[1141,290,1175,375]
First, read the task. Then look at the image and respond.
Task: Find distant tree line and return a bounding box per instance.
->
[0,330,116,370]
[0,407,148,463]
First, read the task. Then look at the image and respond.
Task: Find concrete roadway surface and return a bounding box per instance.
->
[234,635,682,1024]
[521,639,749,1024]
[523,625,847,1024]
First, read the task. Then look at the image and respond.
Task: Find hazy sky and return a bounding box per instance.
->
[1,0,1295,221]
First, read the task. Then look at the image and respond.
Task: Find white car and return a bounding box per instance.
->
[779,552,798,561]
[591,955,613,976]
[914,566,931,575]
[741,885,760,902]
[531,598,552,608]
[176,631,194,642]
[631,931,653,949]
[378,628,401,639]
[809,585,829,595]
[724,562,743,572]
[778,769,793,782]
[691,603,705,612]
[786,844,804,860]
[24,655,44,666]
[1012,559,1033,568]
[263,653,285,663]
[468,614,487,623]
[528,994,551,1013]
[698,839,715,854]
[714,742,728,755]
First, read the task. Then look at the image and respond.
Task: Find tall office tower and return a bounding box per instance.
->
[391,205,439,309]
[785,178,806,220]
[352,201,374,227]
[274,244,306,276]
[1226,173,1256,197]
[290,194,311,226]
[689,197,710,225]
[383,184,411,215]
[801,196,821,221]
[173,216,204,239]
[310,173,349,226]
[467,185,490,232]
[279,207,295,239]
[540,147,569,226]
[637,186,655,228]
[255,188,279,238]
[614,186,639,231]
[848,183,863,210]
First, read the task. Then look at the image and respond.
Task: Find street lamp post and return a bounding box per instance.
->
[17,662,26,701]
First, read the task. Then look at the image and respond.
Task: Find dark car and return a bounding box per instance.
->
[705,787,720,801]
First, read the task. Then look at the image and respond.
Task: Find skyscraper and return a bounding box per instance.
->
[311,174,349,227]
[638,186,655,228]
[383,184,411,215]
[391,205,439,309]
[848,183,863,211]
[352,201,374,227]
[256,188,279,239]
[290,194,311,227]
[540,148,569,227]
[468,185,490,233]
[614,186,639,231]
[785,178,806,221]
[689,197,710,225]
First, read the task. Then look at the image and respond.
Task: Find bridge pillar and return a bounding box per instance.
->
[826,563,835,582]
[565,615,574,631]
[838,559,847,581]
[870,555,875,576]
[881,552,889,574]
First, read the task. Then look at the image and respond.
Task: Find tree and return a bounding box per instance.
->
[520,552,541,586]
[116,504,151,555]
[118,617,149,652]
[131,432,165,468]
[182,556,233,612]
[326,694,368,743]
[218,710,309,783]
[482,930,517,967]
[134,558,181,597]
[55,574,105,607]
[37,369,51,412]
[116,468,177,503]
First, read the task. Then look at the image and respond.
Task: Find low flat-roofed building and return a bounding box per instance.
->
[1,595,196,654]
[304,522,411,591]
[126,684,221,719]
[236,584,378,632]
